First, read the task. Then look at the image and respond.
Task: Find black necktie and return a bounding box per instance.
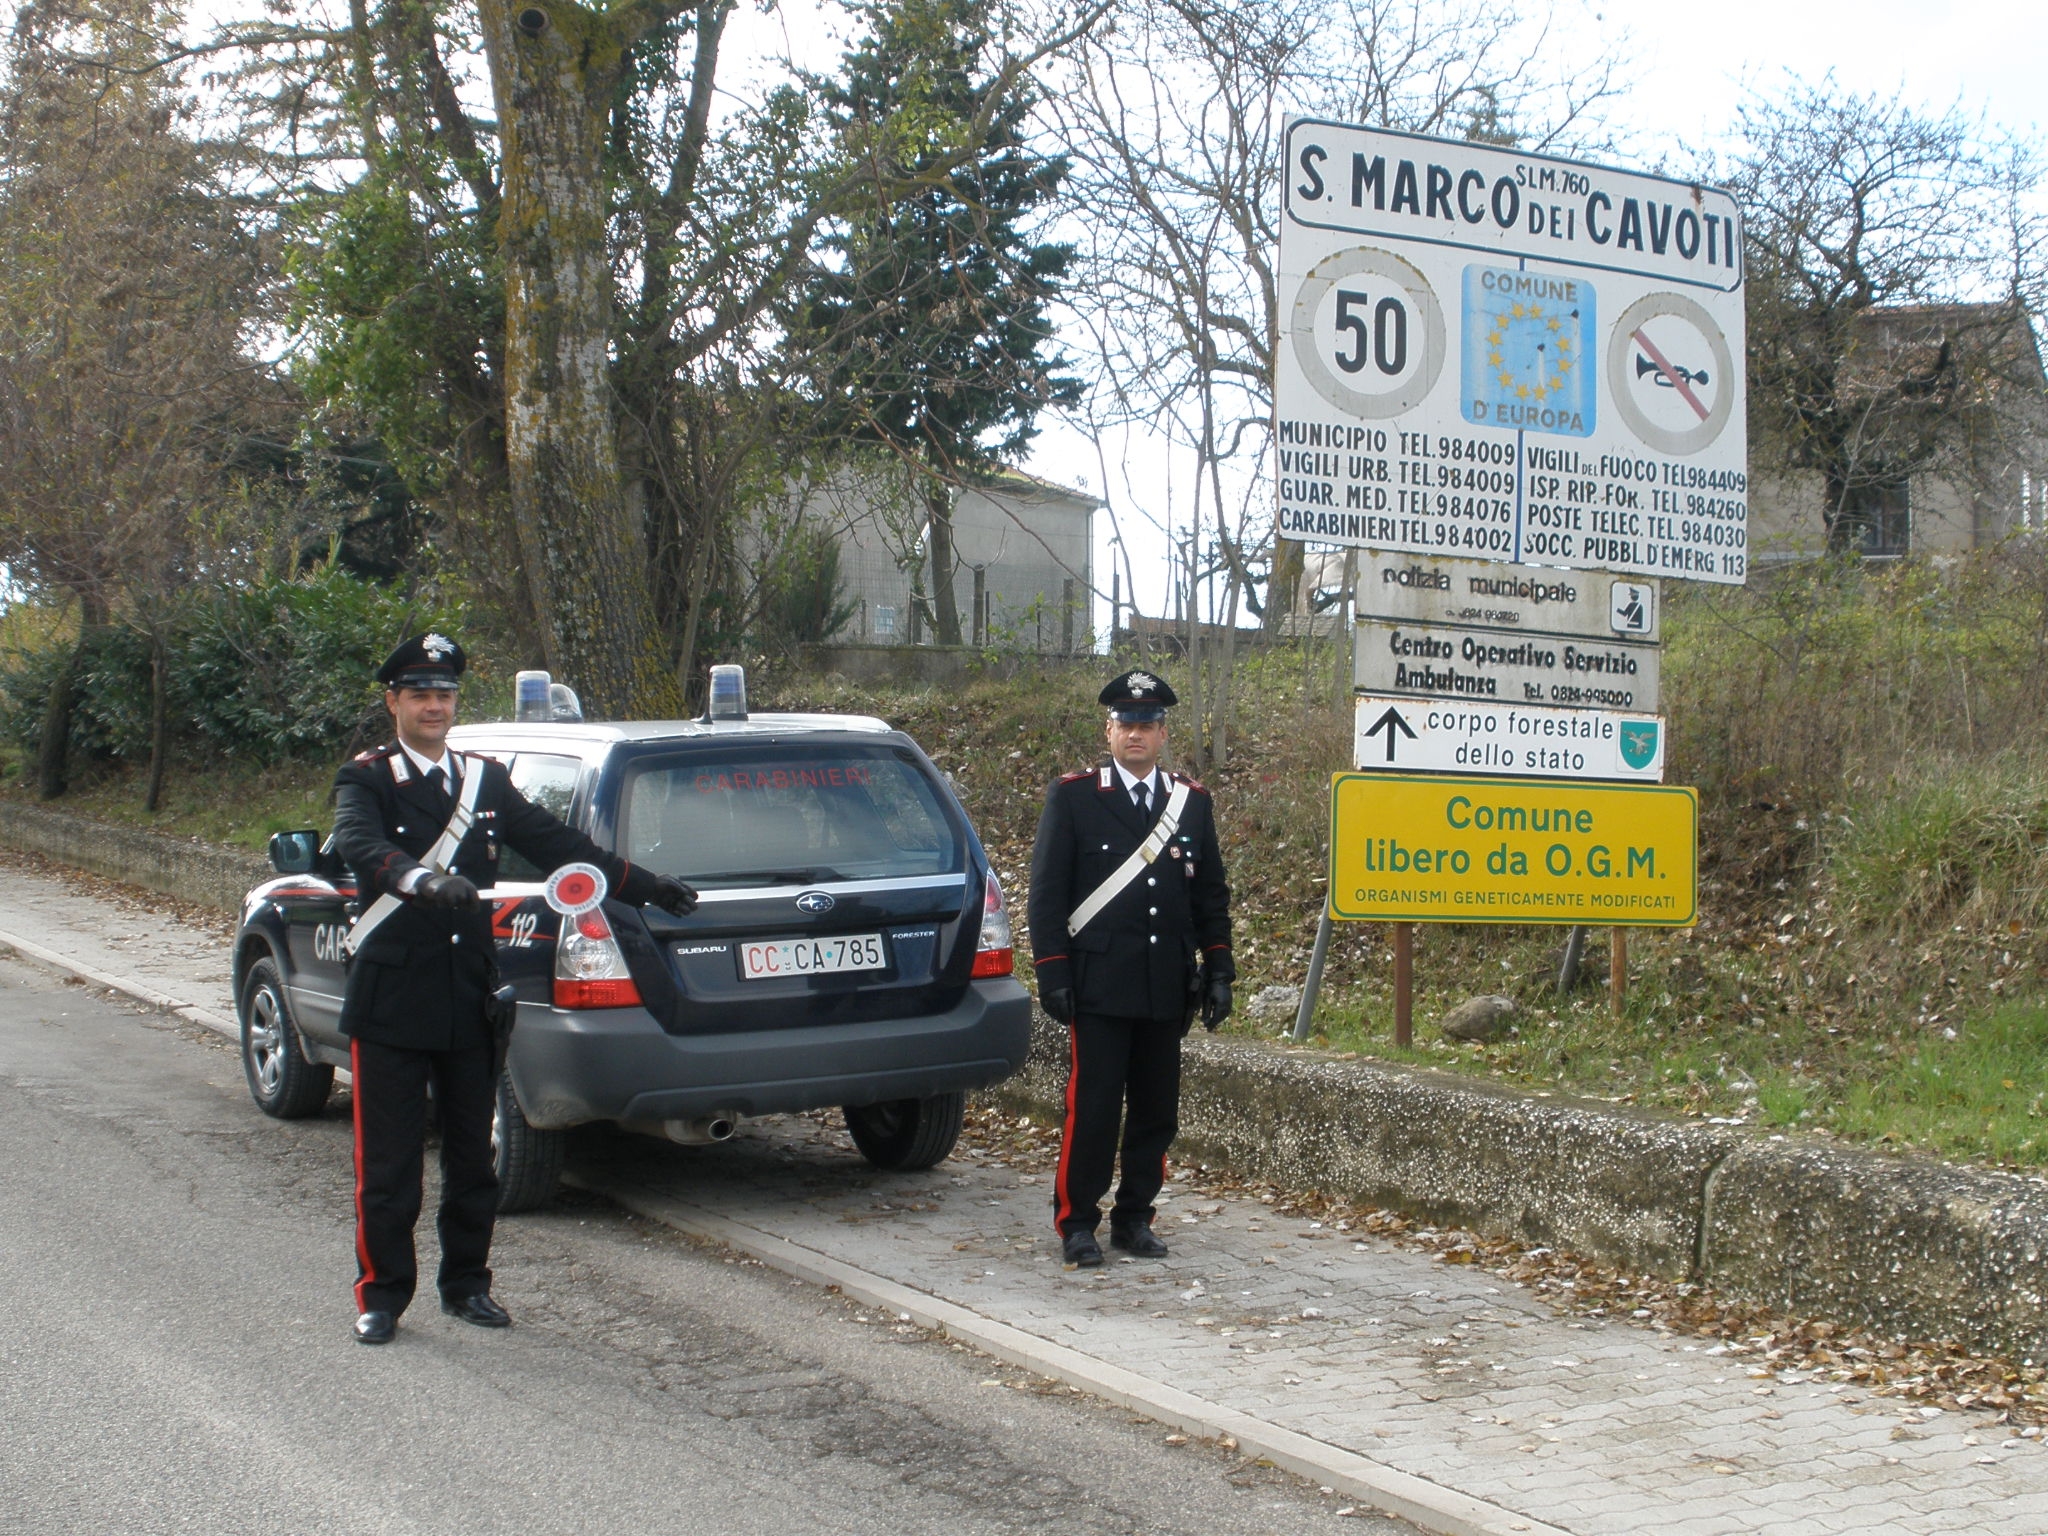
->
[425,765,450,805]
[1132,780,1149,817]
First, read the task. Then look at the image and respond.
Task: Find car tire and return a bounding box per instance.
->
[239,957,334,1119]
[493,1068,565,1213]
[843,1091,967,1171]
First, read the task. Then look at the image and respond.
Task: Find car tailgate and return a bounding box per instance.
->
[620,872,981,1034]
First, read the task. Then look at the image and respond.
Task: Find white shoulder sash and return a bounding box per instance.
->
[1066,779,1191,937]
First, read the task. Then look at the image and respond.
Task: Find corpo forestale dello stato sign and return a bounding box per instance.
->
[1275,120,1749,586]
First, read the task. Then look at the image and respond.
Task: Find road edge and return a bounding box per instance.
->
[0,923,238,1038]
[578,1174,1571,1536]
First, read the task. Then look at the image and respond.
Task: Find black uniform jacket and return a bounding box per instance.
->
[331,744,661,1050]
[1026,766,1233,1024]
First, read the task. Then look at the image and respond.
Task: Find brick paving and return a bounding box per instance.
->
[585,1115,2048,1536]
[5,859,2048,1534]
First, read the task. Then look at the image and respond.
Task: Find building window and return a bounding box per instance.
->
[873,604,897,637]
[1833,479,1910,557]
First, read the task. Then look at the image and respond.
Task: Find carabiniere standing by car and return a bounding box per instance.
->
[1026,668,1234,1271]
[332,633,697,1346]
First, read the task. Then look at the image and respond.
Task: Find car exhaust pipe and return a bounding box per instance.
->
[662,1114,739,1145]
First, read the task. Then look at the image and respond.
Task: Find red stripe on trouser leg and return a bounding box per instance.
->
[1053,1024,1081,1235]
[350,1039,376,1311]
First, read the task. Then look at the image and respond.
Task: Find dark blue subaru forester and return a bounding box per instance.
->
[234,687,1031,1209]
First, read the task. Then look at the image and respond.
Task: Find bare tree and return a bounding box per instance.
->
[1728,77,2047,553]
[0,0,283,802]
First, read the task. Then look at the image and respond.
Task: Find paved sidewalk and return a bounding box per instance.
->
[4,860,2047,1536]
[579,1121,2048,1536]
[0,854,238,1030]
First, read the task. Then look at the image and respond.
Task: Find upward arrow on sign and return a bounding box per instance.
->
[1362,704,1418,763]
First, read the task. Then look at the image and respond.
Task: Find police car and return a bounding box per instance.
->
[233,670,1032,1208]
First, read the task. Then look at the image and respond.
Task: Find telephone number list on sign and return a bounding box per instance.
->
[1277,419,1747,581]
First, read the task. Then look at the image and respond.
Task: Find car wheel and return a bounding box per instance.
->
[843,1090,967,1171]
[239,957,334,1119]
[492,1068,565,1213]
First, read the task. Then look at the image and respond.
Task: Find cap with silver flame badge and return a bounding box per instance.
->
[376,632,466,691]
[1099,668,1177,723]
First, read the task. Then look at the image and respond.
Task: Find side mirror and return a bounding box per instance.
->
[268,829,322,875]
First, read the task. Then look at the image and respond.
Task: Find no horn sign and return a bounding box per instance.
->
[1328,772,1696,925]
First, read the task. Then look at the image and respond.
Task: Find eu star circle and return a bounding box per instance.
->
[1487,304,1577,405]
[1607,292,1734,456]
[1290,246,1445,418]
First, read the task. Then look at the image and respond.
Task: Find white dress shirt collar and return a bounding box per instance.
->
[398,740,457,784]
[1111,760,1159,800]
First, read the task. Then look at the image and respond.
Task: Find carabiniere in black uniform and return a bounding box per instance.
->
[332,633,694,1345]
[1027,669,1233,1269]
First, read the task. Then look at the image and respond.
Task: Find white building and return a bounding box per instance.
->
[806,466,1099,650]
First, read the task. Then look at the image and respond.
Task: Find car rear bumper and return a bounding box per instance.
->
[505,978,1033,1128]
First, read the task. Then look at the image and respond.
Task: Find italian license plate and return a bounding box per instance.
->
[740,933,887,980]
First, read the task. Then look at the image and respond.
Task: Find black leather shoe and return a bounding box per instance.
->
[354,1310,397,1345]
[1061,1230,1104,1269]
[441,1292,512,1328]
[1110,1223,1170,1258]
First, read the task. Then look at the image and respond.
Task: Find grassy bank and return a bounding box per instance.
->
[9,549,2048,1170]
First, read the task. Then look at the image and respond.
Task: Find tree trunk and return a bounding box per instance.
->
[144,632,169,814]
[923,477,964,646]
[36,594,109,801]
[1265,535,1307,634]
[35,639,79,801]
[478,1,682,719]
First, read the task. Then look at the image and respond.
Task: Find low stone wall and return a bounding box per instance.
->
[1703,1141,2048,1358]
[0,802,268,915]
[6,801,2048,1360]
[994,1015,2048,1361]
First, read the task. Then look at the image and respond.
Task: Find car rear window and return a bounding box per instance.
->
[617,744,960,886]
[500,753,583,879]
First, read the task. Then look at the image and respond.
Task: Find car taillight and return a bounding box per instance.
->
[970,872,1014,978]
[554,906,643,1009]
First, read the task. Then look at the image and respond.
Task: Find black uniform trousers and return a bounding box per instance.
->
[1053,1012,1183,1237]
[349,1030,499,1316]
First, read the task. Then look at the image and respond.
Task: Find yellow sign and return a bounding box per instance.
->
[1328,772,1697,925]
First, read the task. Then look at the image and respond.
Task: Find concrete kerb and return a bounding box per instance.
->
[9,801,2048,1359]
[578,1175,1572,1536]
[0,924,238,1039]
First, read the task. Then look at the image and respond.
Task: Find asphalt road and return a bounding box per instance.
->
[0,956,1414,1536]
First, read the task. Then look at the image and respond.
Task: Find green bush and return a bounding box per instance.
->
[0,624,150,761]
[179,563,455,762]
[0,565,461,768]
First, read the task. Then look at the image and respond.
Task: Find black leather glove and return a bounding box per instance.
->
[1041,986,1075,1025]
[414,872,480,910]
[651,875,699,916]
[1200,977,1233,1031]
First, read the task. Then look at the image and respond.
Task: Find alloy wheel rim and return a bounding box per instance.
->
[247,988,284,1095]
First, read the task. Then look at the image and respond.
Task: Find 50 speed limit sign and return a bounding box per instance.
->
[1290,246,1446,417]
